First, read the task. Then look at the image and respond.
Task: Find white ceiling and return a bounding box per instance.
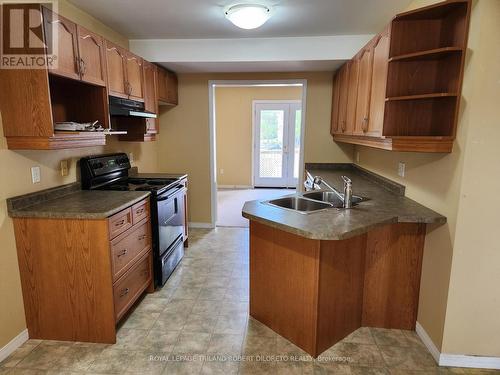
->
[69,0,412,40]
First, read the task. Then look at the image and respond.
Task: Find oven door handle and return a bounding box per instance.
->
[156,186,184,202]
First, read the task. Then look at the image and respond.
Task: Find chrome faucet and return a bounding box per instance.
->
[342,176,353,208]
[310,175,353,208]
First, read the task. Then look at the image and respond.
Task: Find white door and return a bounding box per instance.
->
[254,101,302,188]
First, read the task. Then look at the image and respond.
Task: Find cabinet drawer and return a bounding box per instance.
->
[111,220,151,281]
[108,208,132,239]
[132,199,149,225]
[113,251,152,321]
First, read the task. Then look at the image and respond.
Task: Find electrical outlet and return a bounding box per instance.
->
[60,160,69,177]
[31,166,41,184]
[129,153,134,164]
[220,168,224,175]
[398,162,406,178]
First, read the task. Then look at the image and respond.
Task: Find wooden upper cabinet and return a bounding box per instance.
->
[330,72,341,135]
[77,26,107,87]
[367,30,390,137]
[166,72,178,105]
[143,61,158,135]
[125,53,144,101]
[353,46,374,135]
[330,0,471,153]
[157,66,178,105]
[143,61,157,114]
[345,59,359,135]
[42,8,79,81]
[105,41,128,98]
[337,63,350,134]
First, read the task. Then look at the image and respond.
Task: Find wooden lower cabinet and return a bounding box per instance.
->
[249,220,425,357]
[12,198,153,343]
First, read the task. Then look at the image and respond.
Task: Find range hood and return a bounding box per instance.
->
[109,96,157,118]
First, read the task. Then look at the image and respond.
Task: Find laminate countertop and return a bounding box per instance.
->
[7,184,150,220]
[242,165,446,240]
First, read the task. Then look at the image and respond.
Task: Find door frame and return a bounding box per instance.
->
[208,79,308,228]
[252,99,302,188]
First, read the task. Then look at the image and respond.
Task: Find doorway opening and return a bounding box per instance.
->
[208,80,307,228]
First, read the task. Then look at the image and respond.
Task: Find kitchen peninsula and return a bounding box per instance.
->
[242,164,445,357]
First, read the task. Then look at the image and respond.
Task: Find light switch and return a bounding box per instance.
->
[31,166,41,184]
[60,160,68,177]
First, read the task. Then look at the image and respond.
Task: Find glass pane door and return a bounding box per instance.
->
[254,103,289,187]
[254,101,302,188]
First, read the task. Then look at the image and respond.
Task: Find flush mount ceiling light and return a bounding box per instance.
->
[225,4,272,30]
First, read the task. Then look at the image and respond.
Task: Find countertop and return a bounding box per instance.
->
[8,188,150,220]
[242,166,446,240]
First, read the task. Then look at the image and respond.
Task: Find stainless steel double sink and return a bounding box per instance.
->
[265,191,366,214]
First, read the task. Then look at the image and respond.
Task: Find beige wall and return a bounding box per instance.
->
[158,72,353,223]
[215,86,302,186]
[0,1,159,348]
[355,0,500,356]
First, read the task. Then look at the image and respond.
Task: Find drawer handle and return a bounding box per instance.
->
[115,219,126,227]
[117,249,128,258]
[136,208,145,215]
[138,234,147,240]
[119,288,130,297]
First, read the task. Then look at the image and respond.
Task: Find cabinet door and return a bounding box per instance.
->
[42,8,80,80]
[166,72,178,105]
[143,61,157,114]
[156,67,168,103]
[77,26,107,87]
[368,29,390,137]
[354,46,374,135]
[105,41,127,98]
[345,59,360,135]
[125,53,144,101]
[330,72,341,135]
[337,64,350,134]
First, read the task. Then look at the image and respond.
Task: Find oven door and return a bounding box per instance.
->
[157,186,186,256]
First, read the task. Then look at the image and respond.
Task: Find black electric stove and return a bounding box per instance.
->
[80,153,186,287]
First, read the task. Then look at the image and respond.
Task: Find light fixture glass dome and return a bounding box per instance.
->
[225,4,272,30]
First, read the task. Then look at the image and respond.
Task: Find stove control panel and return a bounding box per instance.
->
[80,153,131,189]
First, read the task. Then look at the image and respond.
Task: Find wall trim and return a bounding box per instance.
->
[217,185,253,189]
[0,329,28,363]
[416,321,500,370]
[415,321,441,364]
[188,222,214,229]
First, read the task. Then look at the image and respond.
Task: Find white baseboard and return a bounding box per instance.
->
[415,321,441,363]
[217,185,253,189]
[439,354,500,369]
[188,222,214,229]
[0,329,28,363]
[416,321,500,370]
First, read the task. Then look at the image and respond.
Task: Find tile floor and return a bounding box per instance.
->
[1,228,498,374]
